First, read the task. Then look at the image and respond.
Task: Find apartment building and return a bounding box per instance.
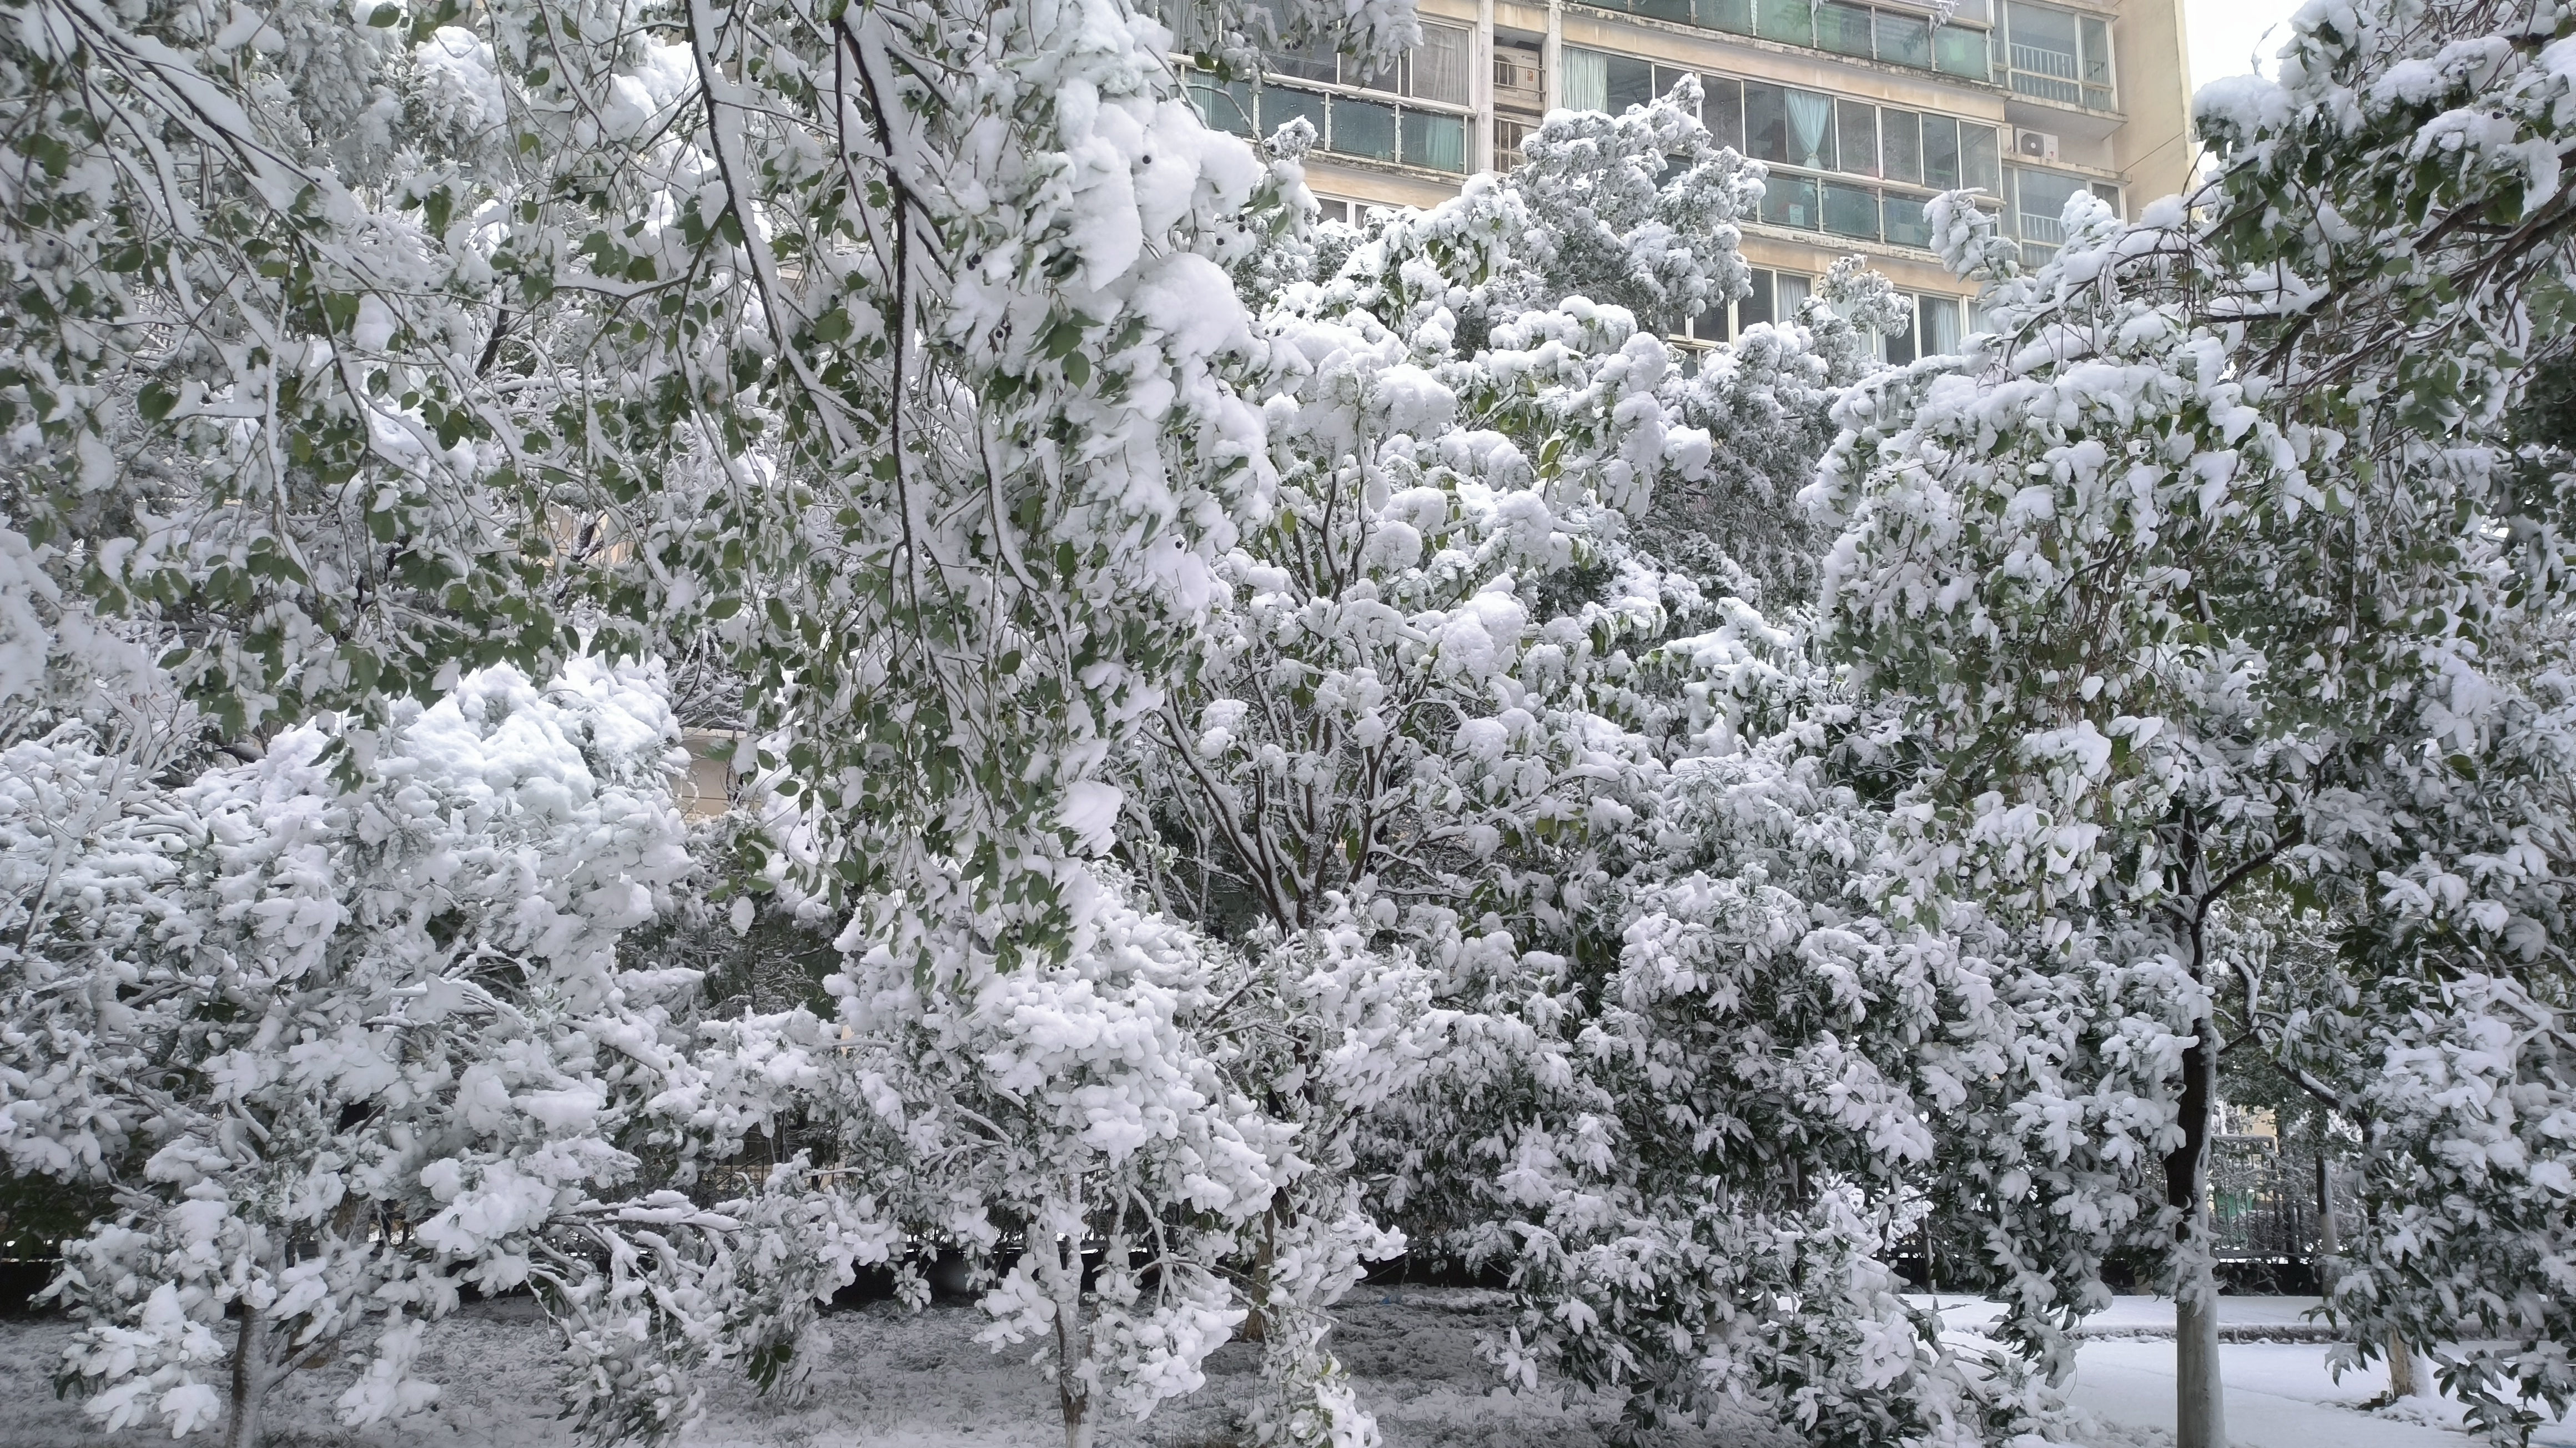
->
[1182,0,2193,359]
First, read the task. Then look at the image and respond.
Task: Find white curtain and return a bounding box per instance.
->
[1412,23,1471,104]
[1785,89,1834,169]
[1562,48,1609,114]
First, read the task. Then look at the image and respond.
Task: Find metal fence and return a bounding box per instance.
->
[2207,1134,2359,1264]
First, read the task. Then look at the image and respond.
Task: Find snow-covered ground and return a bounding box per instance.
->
[0,1290,1795,1448]
[6,1291,2570,1448]
[1916,1295,2576,1448]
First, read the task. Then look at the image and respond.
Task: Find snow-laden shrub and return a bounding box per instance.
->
[2,661,887,1447]
[824,864,1286,1448]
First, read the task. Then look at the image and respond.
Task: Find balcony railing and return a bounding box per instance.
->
[2006,41,2093,106]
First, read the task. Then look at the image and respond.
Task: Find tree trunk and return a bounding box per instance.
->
[2166,1014,2227,1448]
[222,1305,271,1448]
[2387,1329,2421,1399]
[2313,1154,2337,1287]
[1046,1234,1094,1448]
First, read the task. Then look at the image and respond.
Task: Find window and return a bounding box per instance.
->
[1403,111,1468,172]
[1269,21,1473,102]
[1837,99,1878,177]
[1880,291,1966,364]
[1563,48,1707,116]
[1936,22,1991,80]
[1875,9,1933,67]
[2009,163,2091,251]
[1211,21,1474,173]
[1882,108,1921,184]
[1704,76,1745,151]
[1756,0,1814,44]
[1819,0,1875,56]
[1883,192,1937,247]
[1704,82,2002,248]
[1823,180,1881,239]
[1683,267,1812,344]
[1576,0,1993,79]
[1762,174,1820,230]
[1334,97,1396,160]
[2001,2,2114,109]
[1186,81,1468,173]
[1187,74,1257,137]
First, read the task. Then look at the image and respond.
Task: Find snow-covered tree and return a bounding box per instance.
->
[821,864,1287,1448]
[1110,87,2025,1444]
[1809,0,2576,1440]
[0,660,887,1448]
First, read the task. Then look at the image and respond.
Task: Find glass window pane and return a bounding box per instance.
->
[1837,99,1878,176]
[1744,81,1790,164]
[1921,295,1963,354]
[1882,108,1922,184]
[1876,11,1933,67]
[1883,191,1935,247]
[1936,24,1992,79]
[1563,48,1611,113]
[2006,2,2082,101]
[1402,111,1467,172]
[1411,23,1472,104]
[1741,268,1776,330]
[1606,53,1657,113]
[1262,86,1326,147]
[1654,64,1700,117]
[1819,1,1874,55]
[1315,198,1349,225]
[2090,180,2122,215]
[1348,53,1401,94]
[1761,174,1820,230]
[1823,181,1881,239]
[2011,165,2087,245]
[1923,114,1960,189]
[1266,41,1337,84]
[1963,123,2001,193]
[1700,0,1754,31]
[1785,88,1835,170]
[1331,97,1396,160]
[1694,302,1731,341]
[1705,75,1745,151]
[1776,271,1812,315]
[1636,0,1693,22]
[1885,294,1918,364]
[1756,0,1814,46]
[2008,2,2081,56]
[2080,15,2112,85]
[1188,74,1257,137]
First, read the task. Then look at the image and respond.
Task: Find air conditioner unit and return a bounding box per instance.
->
[2015,128,2061,163]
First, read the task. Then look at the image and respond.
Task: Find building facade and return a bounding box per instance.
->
[1185,0,2193,359]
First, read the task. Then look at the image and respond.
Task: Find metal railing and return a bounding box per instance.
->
[2006,43,2083,104]
[2016,210,2065,244]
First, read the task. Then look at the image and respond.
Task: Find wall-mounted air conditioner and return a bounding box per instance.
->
[2015,129,2061,163]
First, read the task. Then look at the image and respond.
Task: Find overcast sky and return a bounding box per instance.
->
[2185,0,2308,92]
